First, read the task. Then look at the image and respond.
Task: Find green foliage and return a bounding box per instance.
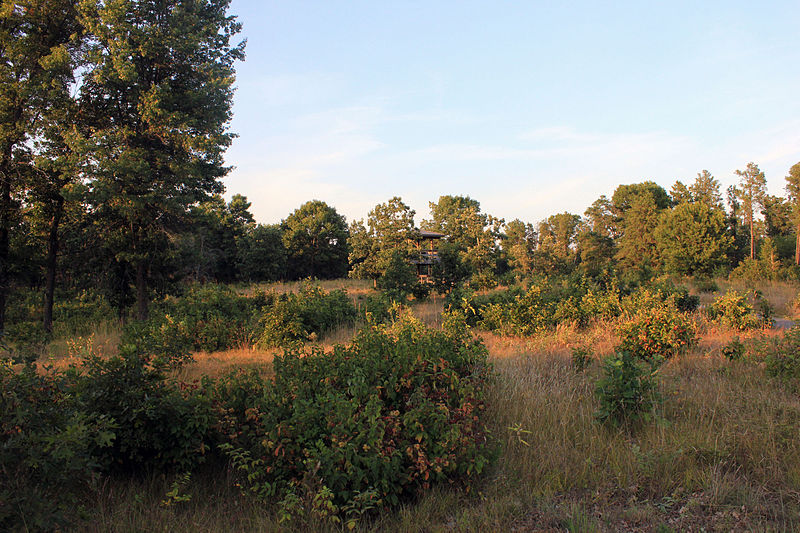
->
[349,197,417,281]
[655,202,732,276]
[256,284,357,347]
[0,361,112,531]
[571,346,593,372]
[355,293,395,325]
[71,351,212,473]
[721,337,746,361]
[213,317,494,515]
[708,290,768,330]
[377,251,429,302]
[694,278,719,293]
[236,223,287,282]
[122,284,261,355]
[764,328,800,383]
[282,200,349,280]
[616,295,698,362]
[431,241,472,294]
[595,351,661,427]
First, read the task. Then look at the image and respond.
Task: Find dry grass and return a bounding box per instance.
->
[177,346,277,380]
[238,278,375,300]
[688,277,799,318]
[56,290,800,531]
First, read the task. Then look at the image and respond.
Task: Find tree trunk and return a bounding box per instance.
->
[136,261,148,321]
[43,195,64,333]
[796,222,800,265]
[750,217,755,260]
[0,169,10,335]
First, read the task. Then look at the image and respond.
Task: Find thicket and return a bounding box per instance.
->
[707,290,772,330]
[215,315,494,525]
[0,316,493,530]
[763,327,800,384]
[122,284,265,355]
[448,275,700,341]
[256,284,358,347]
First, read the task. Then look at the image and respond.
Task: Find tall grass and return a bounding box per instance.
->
[21,278,800,531]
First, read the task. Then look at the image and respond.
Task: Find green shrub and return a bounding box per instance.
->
[764,327,800,383]
[595,351,660,427]
[504,283,556,335]
[257,284,357,347]
[355,293,395,324]
[578,287,622,322]
[708,290,766,330]
[213,316,494,516]
[571,346,593,372]
[721,337,746,361]
[0,361,113,531]
[377,251,429,302]
[616,300,697,362]
[694,278,719,293]
[5,288,116,339]
[122,284,262,355]
[52,289,116,336]
[70,351,212,472]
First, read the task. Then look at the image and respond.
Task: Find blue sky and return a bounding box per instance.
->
[223,0,800,227]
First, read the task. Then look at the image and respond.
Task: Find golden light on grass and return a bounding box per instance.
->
[32,282,800,531]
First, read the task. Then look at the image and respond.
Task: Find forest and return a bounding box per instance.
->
[4,1,800,532]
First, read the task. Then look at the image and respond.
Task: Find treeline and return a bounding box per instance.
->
[5,3,800,337]
[10,160,800,335]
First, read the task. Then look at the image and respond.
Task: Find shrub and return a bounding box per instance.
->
[70,351,213,473]
[122,284,261,355]
[213,317,494,517]
[257,284,357,347]
[721,337,746,361]
[595,351,660,427]
[571,346,592,372]
[377,251,429,302]
[764,327,800,383]
[694,278,719,293]
[578,288,622,322]
[0,361,113,531]
[616,300,697,362]
[708,290,766,330]
[355,293,394,325]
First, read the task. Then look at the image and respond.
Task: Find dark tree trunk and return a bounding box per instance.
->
[796,223,800,265]
[136,260,148,321]
[0,168,10,335]
[43,195,64,333]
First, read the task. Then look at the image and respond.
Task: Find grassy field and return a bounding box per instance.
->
[32,280,800,531]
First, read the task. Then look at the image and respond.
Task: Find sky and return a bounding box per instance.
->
[223,0,800,227]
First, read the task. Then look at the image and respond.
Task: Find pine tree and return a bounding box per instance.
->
[77,0,244,319]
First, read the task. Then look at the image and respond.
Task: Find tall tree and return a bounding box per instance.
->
[584,195,617,239]
[537,212,581,259]
[761,195,792,238]
[237,224,286,282]
[690,170,723,210]
[655,202,732,275]
[282,200,349,279]
[422,195,503,286]
[734,162,767,260]
[502,219,536,278]
[0,0,79,332]
[77,0,244,319]
[670,181,692,205]
[349,197,416,282]
[615,191,664,273]
[785,162,800,265]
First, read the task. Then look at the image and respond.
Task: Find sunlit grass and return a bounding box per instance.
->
[22,278,800,531]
